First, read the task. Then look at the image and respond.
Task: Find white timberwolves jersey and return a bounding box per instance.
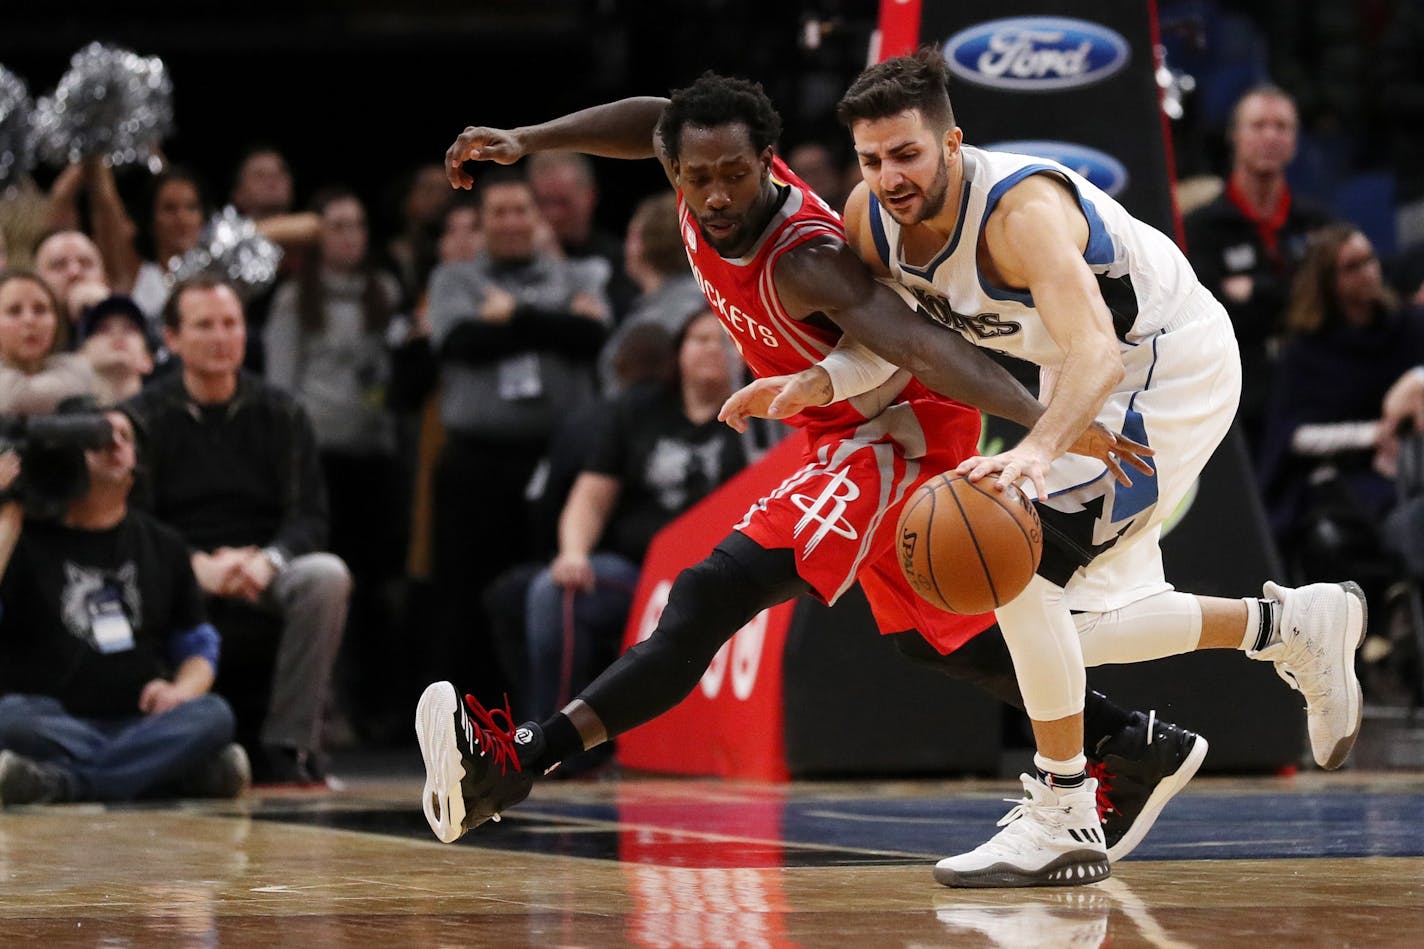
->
[868,145,1201,368]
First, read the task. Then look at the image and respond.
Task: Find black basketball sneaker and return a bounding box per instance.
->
[1088,710,1208,861]
[416,681,543,843]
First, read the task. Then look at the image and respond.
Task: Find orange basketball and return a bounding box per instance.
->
[896,472,1043,614]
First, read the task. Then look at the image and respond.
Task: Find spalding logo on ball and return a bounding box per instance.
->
[896,472,1043,614]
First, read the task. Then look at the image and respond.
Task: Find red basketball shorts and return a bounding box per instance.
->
[735,395,996,654]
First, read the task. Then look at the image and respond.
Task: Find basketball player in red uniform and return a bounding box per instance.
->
[415,74,1204,873]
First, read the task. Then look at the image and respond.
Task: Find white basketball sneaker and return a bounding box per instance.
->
[1257,581,1367,770]
[934,774,1111,888]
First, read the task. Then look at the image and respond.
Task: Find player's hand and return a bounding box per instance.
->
[446,126,525,188]
[550,551,595,592]
[718,367,831,433]
[955,440,1055,500]
[1066,422,1156,487]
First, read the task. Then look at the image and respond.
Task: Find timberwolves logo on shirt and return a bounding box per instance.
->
[60,561,142,650]
[909,287,1022,340]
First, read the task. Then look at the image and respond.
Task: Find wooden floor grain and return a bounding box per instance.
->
[1,770,1421,947]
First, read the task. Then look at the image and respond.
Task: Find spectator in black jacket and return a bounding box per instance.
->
[1184,85,1336,447]
[122,275,350,786]
[424,168,609,703]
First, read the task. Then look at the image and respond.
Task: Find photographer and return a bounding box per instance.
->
[0,407,249,806]
[0,269,97,413]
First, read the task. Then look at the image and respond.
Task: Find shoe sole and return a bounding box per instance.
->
[415,681,468,844]
[1320,582,1367,770]
[934,850,1111,888]
[1106,733,1209,863]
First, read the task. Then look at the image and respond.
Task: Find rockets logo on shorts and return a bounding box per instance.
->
[791,468,860,553]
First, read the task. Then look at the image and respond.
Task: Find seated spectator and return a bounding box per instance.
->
[122,275,350,786]
[1258,224,1424,591]
[528,151,635,318]
[484,321,679,699]
[77,295,155,406]
[426,167,610,703]
[786,140,851,213]
[32,230,106,339]
[0,407,248,806]
[522,310,748,745]
[1184,84,1336,447]
[263,186,406,742]
[598,192,707,394]
[386,163,454,304]
[106,166,210,326]
[435,195,482,268]
[0,270,97,413]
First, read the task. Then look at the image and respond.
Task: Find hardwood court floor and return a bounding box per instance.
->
[1,765,1421,947]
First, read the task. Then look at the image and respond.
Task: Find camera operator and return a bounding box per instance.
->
[0,270,97,414]
[0,407,249,806]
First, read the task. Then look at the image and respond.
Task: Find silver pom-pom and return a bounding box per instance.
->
[167,206,284,299]
[34,42,173,167]
[0,63,35,190]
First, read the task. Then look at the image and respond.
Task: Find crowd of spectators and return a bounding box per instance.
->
[5,7,1424,801]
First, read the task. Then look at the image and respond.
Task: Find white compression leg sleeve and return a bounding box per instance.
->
[1074,590,1204,666]
[994,574,1085,722]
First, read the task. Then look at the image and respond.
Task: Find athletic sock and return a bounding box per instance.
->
[1241,597,1281,652]
[530,712,583,773]
[1084,690,1136,757]
[1034,752,1088,790]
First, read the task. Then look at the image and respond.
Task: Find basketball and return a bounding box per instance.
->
[896,472,1043,614]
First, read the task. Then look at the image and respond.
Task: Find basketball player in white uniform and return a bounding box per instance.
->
[721,49,1368,888]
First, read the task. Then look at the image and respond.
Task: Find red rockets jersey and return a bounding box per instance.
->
[678,156,928,435]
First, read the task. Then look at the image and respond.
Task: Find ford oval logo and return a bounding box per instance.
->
[987,140,1130,196]
[944,17,1131,91]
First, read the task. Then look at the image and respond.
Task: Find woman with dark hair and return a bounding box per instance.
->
[262,186,406,741]
[1259,223,1424,576]
[122,166,211,323]
[519,309,747,751]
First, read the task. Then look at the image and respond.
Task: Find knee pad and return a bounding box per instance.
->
[1074,590,1203,666]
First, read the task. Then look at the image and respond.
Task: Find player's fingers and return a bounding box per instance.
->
[1031,471,1048,501]
[1120,448,1154,477]
[1106,454,1131,487]
[1114,433,1155,457]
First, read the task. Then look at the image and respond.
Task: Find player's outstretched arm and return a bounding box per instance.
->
[446,97,673,189]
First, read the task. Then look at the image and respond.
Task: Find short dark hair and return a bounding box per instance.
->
[162,273,241,332]
[660,72,782,162]
[631,192,686,276]
[476,166,532,208]
[836,47,956,134]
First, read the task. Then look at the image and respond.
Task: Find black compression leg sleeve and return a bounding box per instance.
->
[575,532,810,739]
[889,626,1025,709]
[889,625,1129,758]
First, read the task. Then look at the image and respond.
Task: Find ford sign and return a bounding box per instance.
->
[987,140,1130,196]
[944,17,1131,91]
